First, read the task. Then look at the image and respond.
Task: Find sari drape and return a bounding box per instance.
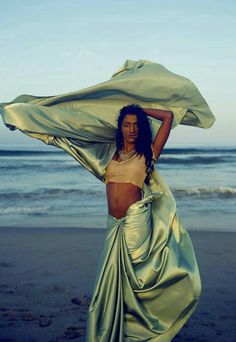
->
[0,59,215,341]
[86,184,201,341]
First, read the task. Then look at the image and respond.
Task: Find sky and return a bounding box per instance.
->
[0,0,235,147]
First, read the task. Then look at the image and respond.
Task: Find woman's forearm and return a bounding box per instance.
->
[143,108,173,121]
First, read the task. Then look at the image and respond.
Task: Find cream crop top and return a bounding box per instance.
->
[104,153,147,189]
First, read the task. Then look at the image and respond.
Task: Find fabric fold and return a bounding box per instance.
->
[0,59,215,145]
[86,184,201,341]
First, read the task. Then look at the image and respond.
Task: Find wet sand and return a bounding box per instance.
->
[0,227,235,342]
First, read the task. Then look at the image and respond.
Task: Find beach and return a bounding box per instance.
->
[0,227,235,342]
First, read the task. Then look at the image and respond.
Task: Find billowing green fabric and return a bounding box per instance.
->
[0,59,214,341]
[0,59,215,180]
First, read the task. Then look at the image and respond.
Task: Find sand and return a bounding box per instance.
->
[0,227,235,342]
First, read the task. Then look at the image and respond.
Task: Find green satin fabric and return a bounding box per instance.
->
[86,184,201,341]
[0,59,214,341]
[0,59,215,181]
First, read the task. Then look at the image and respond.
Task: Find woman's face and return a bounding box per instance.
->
[121,114,139,145]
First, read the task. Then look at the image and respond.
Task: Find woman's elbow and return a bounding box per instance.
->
[166,111,174,122]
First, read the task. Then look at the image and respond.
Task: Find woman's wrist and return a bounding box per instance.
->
[143,108,173,121]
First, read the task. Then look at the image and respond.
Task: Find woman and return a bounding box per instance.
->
[85,104,201,342]
[0,59,214,341]
[105,104,173,219]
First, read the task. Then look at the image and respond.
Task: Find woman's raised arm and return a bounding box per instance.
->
[143,108,174,161]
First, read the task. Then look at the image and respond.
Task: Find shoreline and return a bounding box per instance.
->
[0,224,236,234]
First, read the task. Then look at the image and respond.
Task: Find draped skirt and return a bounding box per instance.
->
[86,185,201,342]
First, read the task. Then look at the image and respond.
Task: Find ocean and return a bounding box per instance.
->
[0,144,235,231]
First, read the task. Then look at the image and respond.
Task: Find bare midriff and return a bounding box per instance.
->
[106,182,142,219]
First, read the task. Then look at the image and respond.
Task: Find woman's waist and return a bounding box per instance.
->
[106,182,142,202]
[106,183,142,218]
[106,182,163,221]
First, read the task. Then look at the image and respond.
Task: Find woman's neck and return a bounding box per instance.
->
[122,142,136,153]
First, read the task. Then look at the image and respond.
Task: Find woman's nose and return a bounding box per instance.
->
[130,125,136,133]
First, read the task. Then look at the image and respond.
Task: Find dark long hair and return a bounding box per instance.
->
[116,104,154,185]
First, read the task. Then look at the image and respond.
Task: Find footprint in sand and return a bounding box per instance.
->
[215,329,223,336]
[21,312,37,321]
[1,307,12,311]
[71,295,90,306]
[48,326,86,341]
[63,326,86,338]
[1,309,17,321]
[38,314,54,327]
[0,262,15,267]
[0,288,16,294]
